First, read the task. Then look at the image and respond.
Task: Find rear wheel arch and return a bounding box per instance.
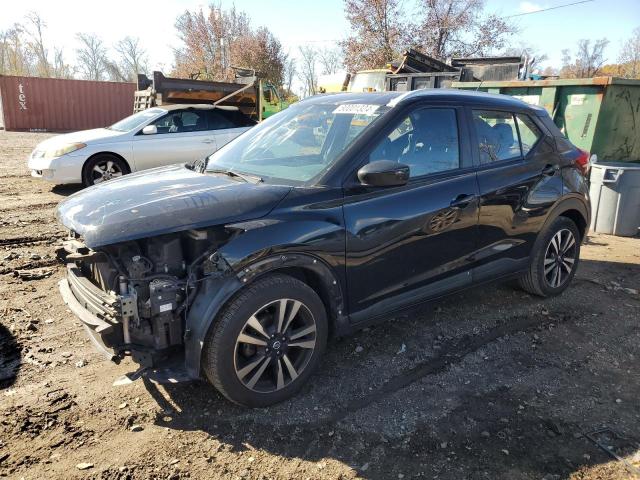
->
[539,197,589,244]
[558,208,587,241]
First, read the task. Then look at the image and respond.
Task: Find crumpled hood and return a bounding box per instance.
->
[57,165,291,248]
[35,128,124,150]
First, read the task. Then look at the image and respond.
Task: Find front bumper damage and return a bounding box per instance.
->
[58,238,188,369]
[59,267,121,361]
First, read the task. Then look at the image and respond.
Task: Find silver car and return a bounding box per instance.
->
[28,104,255,186]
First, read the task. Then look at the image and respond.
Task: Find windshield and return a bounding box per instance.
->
[108,108,164,132]
[206,101,390,185]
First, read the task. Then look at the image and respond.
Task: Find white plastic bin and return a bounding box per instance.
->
[589,162,640,237]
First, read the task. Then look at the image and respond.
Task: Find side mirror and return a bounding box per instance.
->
[142,125,157,135]
[357,160,410,187]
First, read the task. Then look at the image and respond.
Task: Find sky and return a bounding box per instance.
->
[1,0,639,79]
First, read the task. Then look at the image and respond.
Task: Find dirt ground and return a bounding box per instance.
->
[1,130,639,480]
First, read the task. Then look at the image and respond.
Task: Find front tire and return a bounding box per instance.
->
[82,154,129,187]
[519,216,581,297]
[203,274,328,407]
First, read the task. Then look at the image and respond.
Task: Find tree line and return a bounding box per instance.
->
[1,2,639,95]
[0,12,148,82]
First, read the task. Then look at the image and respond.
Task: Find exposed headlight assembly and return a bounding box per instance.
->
[42,142,87,159]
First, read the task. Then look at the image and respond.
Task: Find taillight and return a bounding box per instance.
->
[575,148,590,176]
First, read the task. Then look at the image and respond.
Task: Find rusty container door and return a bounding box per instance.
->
[0,75,136,132]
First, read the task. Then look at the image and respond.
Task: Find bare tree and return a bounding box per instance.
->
[52,47,73,78]
[340,0,409,71]
[417,0,515,59]
[76,33,108,80]
[0,24,34,76]
[297,46,319,97]
[502,44,548,72]
[114,36,148,81]
[283,56,296,97]
[618,27,640,78]
[318,47,343,75]
[561,38,609,78]
[25,12,50,77]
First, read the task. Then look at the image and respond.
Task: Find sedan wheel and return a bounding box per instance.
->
[82,154,130,187]
[234,298,317,393]
[543,228,576,288]
[92,160,123,184]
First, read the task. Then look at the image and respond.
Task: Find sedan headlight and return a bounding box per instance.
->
[38,142,87,159]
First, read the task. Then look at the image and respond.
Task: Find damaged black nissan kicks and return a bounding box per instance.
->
[57,90,591,407]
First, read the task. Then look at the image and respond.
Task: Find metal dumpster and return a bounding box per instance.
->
[386,71,474,91]
[452,77,640,162]
[589,162,640,237]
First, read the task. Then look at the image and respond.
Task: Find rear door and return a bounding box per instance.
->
[471,108,563,281]
[343,104,480,322]
[132,109,213,170]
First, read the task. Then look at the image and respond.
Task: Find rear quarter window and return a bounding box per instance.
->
[515,114,543,155]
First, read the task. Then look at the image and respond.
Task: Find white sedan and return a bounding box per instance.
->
[28,104,255,186]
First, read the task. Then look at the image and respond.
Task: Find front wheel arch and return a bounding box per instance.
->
[184,253,346,380]
[81,152,132,186]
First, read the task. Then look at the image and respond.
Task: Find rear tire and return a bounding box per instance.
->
[82,154,129,187]
[519,216,581,297]
[202,274,328,407]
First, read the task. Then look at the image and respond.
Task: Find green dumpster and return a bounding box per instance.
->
[452,77,640,162]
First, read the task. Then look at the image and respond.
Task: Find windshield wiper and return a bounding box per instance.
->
[207,168,263,184]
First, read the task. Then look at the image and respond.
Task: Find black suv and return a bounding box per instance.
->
[57,90,591,407]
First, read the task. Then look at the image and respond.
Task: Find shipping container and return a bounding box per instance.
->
[0,75,136,132]
[453,76,640,162]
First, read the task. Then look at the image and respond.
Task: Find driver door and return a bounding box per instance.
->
[343,105,480,323]
[132,109,214,171]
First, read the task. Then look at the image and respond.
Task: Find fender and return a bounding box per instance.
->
[184,217,348,379]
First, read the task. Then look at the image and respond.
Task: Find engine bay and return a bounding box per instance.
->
[65,227,234,366]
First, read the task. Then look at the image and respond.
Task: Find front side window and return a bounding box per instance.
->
[516,114,543,155]
[206,102,389,184]
[152,110,208,134]
[472,110,521,163]
[369,108,460,177]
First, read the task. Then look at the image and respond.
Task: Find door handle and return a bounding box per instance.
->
[450,194,476,209]
[202,139,215,144]
[542,164,559,176]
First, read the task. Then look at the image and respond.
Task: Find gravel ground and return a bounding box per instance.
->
[1,130,639,480]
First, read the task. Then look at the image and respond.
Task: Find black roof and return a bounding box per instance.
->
[302,89,535,111]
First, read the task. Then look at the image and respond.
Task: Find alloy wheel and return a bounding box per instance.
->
[233,298,317,393]
[92,160,123,184]
[543,228,576,288]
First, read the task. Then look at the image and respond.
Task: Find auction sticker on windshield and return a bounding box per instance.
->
[333,104,380,115]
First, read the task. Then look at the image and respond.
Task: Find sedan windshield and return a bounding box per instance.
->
[108,108,164,132]
[206,102,390,185]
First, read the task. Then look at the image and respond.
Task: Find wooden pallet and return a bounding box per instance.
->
[133,90,154,113]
